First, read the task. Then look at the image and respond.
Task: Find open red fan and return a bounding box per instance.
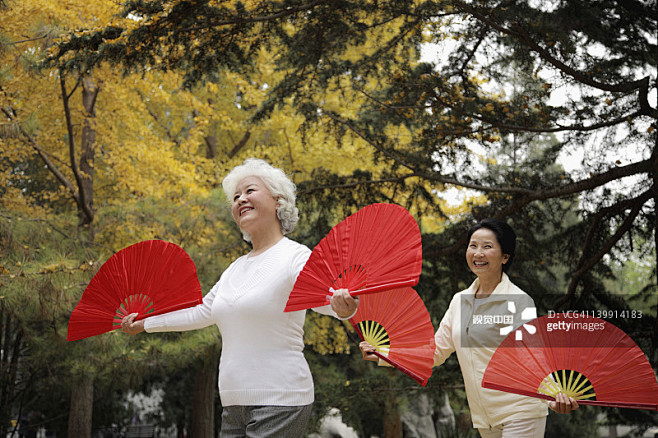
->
[350,287,435,386]
[67,240,203,341]
[482,314,658,410]
[285,203,422,311]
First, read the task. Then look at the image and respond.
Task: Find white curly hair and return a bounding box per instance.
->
[222,158,299,242]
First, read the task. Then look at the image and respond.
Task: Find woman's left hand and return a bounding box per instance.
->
[330,288,359,318]
[549,393,579,413]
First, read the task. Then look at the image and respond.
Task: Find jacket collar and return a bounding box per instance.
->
[467,272,513,299]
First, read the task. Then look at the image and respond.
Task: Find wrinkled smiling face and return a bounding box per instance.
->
[466,228,510,277]
[231,176,279,233]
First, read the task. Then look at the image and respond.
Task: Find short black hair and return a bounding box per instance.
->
[467,218,516,272]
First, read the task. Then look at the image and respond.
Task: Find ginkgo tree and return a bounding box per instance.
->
[0,1,224,432]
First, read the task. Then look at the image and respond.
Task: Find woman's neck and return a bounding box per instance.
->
[475,272,504,298]
[249,229,284,257]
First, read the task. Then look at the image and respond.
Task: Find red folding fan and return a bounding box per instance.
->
[482,314,658,410]
[350,287,435,386]
[285,203,422,312]
[67,240,203,341]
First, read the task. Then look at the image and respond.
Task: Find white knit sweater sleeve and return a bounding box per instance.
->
[143,274,222,333]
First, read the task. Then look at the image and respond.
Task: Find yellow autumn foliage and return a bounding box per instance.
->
[1,0,482,359]
[304,312,351,355]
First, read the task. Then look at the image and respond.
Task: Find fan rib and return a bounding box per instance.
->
[285,204,422,312]
[67,240,203,341]
[350,287,434,386]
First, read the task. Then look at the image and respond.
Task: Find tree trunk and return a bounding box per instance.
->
[608,424,618,438]
[176,421,186,438]
[57,74,99,230]
[0,307,23,438]
[383,392,402,438]
[79,77,98,233]
[228,131,250,158]
[68,372,94,438]
[204,134,218,159]
[190,358,218,438]
[66,77,99,438]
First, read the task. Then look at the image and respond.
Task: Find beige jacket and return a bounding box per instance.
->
[434,273,547,429]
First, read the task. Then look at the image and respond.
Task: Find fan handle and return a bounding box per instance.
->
[353,322,429,386]
[370,350,429,387]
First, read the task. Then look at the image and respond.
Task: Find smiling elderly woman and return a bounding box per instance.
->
[222,158,299,248]
[122,158,359,438]
[361,218,578,438]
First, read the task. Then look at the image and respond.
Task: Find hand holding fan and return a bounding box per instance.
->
[285,203,422,311]
[350,287,435,386]
[482,314,658,410]
[67,240,203,341]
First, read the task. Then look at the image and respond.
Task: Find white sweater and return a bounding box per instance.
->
[433,273,547,429]
[144,237,337,406]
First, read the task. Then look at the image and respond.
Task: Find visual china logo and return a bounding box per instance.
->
[499,301,537,341]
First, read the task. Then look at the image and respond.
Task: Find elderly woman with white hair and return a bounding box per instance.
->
[121,158,359,437]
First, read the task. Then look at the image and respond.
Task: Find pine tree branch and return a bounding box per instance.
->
[496,159,653,216]
[182,0,334,31]
[354,82,644,135]
[457,26,488,88]
[300,157,654,262]
[483,110,647,133]
[319,108,654,200]
[562,189,654,303]
[456,1,657,119]
[300,159,653,201]
[321,111,416,172]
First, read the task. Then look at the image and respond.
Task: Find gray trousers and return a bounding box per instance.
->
[220,404,313,438]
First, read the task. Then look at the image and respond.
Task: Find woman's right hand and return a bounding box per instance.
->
[121,313,145,335]
[549,392,579,413]
[359,341,379,362]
